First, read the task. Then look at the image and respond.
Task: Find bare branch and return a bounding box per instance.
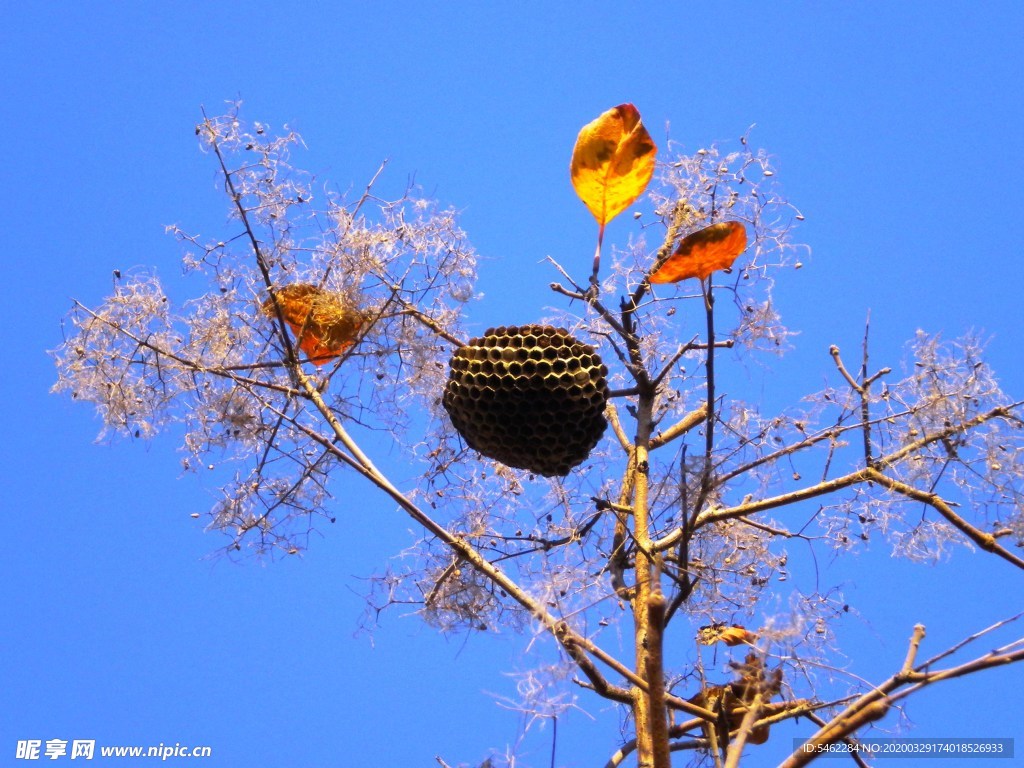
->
[865,467,1024,570]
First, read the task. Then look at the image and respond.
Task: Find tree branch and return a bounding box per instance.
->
[650,405,708,450]
[781,623,1024,768]
[865,467,1024,570]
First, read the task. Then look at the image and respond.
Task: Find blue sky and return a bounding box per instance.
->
[3,3,1023,766]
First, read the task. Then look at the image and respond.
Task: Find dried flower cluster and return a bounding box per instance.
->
[53,107,479,555]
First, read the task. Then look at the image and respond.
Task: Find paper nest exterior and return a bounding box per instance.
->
[442,324,609,477]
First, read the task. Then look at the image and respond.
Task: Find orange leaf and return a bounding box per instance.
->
[570,104,657,226]
[649,221,747,283]
[697,623,758,647]
[261,283,367,367]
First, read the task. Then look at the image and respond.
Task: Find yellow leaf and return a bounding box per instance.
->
[649,221,747,283]
[570,104,657,226]
[261,283,367,367]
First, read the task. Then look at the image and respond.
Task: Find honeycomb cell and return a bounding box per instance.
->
[442,324,609,477]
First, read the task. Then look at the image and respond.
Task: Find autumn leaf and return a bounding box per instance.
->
[690,654,781,747]
[649,221,748,283]
[261,283,367,367]
[697,623,758,647]
[570,104,657,227]
[689,684,772,745]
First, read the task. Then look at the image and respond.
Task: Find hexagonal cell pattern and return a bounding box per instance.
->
[442,325,609,476]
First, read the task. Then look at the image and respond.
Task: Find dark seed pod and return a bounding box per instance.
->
[442,325,609,477]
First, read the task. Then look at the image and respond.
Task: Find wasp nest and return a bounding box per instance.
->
[261,283,368,366]
[442,325,609,476]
